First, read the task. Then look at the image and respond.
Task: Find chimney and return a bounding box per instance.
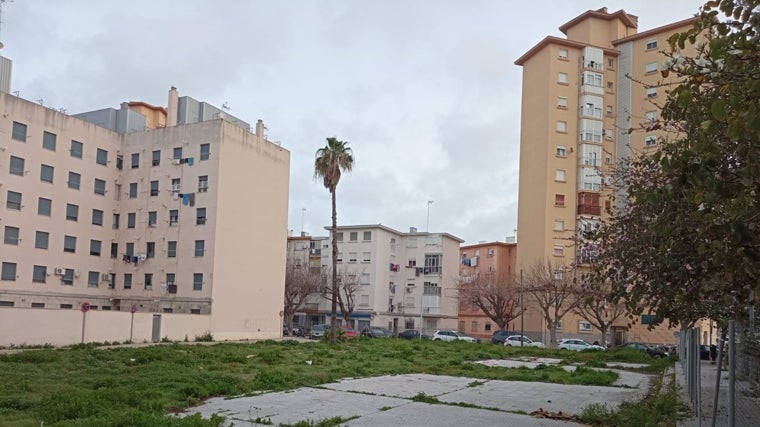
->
[410,227,417,233]
[167,86,179,127]
[120,102,129,110]
[255,119,265,137]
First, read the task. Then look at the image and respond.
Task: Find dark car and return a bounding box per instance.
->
[699,345,711,360]
[361,326,392,338]
[618,342,669,358]
[398,329,431,340]
[491,330,517,345]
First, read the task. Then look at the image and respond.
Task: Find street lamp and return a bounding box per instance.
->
[300,207,306,235]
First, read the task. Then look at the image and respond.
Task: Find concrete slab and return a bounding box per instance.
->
[322,373,475,398]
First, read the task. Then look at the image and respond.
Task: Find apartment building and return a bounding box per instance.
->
[310,225,463,335]
[514,8,698,344]
[286,234,329,328]
[458,241,517,341]
[0,86,290,341]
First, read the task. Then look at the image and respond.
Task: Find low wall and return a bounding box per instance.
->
[0,307,212,347]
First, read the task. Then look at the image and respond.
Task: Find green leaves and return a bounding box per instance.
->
[710,99,727,121]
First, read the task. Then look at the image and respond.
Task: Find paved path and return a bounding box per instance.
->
[678,360,760,427]
[187,371,652,426]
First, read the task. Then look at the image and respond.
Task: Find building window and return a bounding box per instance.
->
[169,210,179,226]
[3,226,19,245]
[110,243,118,259]
[191,308,201,314]
[37,197,53,216]
[65,204,79,221]
[646,39,658,50]
[70,140,83,158]
[144,273,153,290]
[472,321,479,332]
[125,242,134,256]
[424,254,442,274]
[173,147,183,160]
[87,271,99,287]
[607,82,614,90]
[90,239,101,256]
[605,128,613,140]
[131,153,139,168]
[146,241,155,258]
[557,97,567,109]
[200,143,210,161]
[171,178,181,195]
[40,164,54,183]
[605,154,612,164]
[63,235,77,253]
[553,245,564,256]
[556,121,567,133]
[62,268,74,285]
[9,156,24,176]
[579,320,593,332]
[112,213,120,229]
[193,273,203,291]
[33,265,47,283]
[606,105,613,115]
[194,240,205,257]
[558,48,568,60]
[555,169,566,182]
[148,211,157,227]
[116,155,123,170]
[362,252,371,262]
[348,252,357,263]
[94,179,106,195]
[557,72,568,84]
[7,191,22,211]
[349,232,358,242]
[68,172,81,190]
[150,180,159,196]
[607,58,614,69]
[360,273,370,285]
[554,220,564,231]
[42,131,57,150]
[12,121,27,141]
[35,231,49,249]
[198,175,208,192]
[168,241,177,257]
[646,87,657,98]
[129,182,138,198]
[1,262,16,280]
[554,194,565,206]
[556,146,566,157]
[60,303,74,309]
[645,62,658,74]
[127,212,136,229]
[645,135,657,147]
[336,252,343,263]
[553,269,564,280]
[96,148,108,166]
[152,150,161,166]
[196,208,206,225]
[124,273,132,289]
[485,323,492,331]
[582,71,602,87]
[645,111,657,122]
[166,273,176,285]
[363,231,372,241]
[336,232,344,242]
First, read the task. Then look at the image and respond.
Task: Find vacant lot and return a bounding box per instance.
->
[0,338,668,426]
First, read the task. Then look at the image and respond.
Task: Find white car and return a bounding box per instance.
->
[504,335,545,348]
[432,330,478,343]
[558,338,605,351]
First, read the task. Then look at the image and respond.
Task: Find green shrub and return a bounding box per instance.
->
[194,331,214,342]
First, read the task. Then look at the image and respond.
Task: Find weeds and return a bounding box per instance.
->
[195,331,214,342]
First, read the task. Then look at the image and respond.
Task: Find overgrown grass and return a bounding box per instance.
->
[0,338,659,426]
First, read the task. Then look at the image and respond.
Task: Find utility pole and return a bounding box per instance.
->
[426,200,433,232]
[520,269,524,347]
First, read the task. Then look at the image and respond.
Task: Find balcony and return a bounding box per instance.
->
[577,191,601,216]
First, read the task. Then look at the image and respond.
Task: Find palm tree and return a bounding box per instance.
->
[314,137,354,344]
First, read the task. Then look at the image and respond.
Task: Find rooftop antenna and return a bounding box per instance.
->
[221,102,230,112]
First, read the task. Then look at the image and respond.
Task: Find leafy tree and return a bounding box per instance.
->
[457,271,523,332]
[283,259,321,335]
[523,260,581,348]
[314,137,354,344]
[597,0,760,326]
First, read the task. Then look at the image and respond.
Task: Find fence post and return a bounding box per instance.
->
[728,321,735,427]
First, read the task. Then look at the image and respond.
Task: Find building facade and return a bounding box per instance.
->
[0,86,290,342]
[514,8,698,344]
[458,241,517,341]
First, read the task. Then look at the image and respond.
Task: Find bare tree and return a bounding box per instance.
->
[523,259,581,348]
[458,271,523,332]
[283,259,321,335]
[335,269,360,326]
[573,273,627,347]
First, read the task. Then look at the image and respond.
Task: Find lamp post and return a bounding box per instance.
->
[426,200,434,232]
[300,207,306,235]
[520,269,524,347]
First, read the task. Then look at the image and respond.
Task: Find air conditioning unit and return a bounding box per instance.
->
[74,270,81,278]
[101,273,111,281]
[172,159,182,165]
[54,267,65,276]
[406,287,414,293]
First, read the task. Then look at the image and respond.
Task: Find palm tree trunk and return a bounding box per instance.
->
[330,189,338,344]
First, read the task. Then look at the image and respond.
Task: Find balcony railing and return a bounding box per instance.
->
[423,286,441,296]
[577,204,601,216]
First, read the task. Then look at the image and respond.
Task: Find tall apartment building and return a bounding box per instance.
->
[307,225,463,335]
[514,8,697,344]
[0,86,290,341]
[458,241,517,342]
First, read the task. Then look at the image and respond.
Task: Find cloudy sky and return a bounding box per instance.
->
[4,0,702,244]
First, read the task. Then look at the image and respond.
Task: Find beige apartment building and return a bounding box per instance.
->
[0,85,290,344]
[515,8,698,345]
[458,241,517,342]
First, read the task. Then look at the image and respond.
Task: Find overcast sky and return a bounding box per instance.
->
[4,1,702,244]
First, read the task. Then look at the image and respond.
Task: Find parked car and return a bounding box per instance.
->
[397,329,431,340]
[361,326,393,338]
[617,342,668,358]
[340,326,357,338]
[504,335,545,348]
[457,332,482,343]
[309,324,327,340]
[699,345,711,360]
[491,330,517,345]
[432,330,478,343]
[558,338,605,351]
